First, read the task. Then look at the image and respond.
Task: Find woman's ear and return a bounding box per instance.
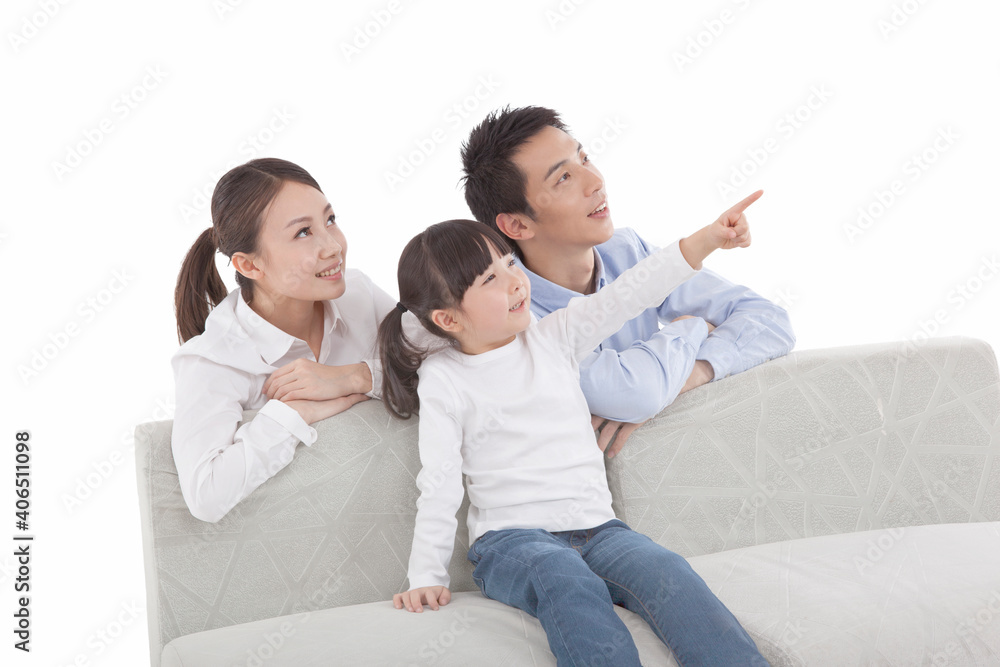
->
[431,308,463,334]
[232,252,264,281]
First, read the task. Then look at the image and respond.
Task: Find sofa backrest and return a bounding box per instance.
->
[136,336,1000,664]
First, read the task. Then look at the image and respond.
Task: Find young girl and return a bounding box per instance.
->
[377,192,768,666]
[173,158,411,523]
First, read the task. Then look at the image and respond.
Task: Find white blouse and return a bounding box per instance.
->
[171,268,408,523]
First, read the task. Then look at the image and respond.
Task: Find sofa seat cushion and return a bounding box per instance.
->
[160,591,682,666]
[688,521,1000,666]
[161,522,999,666]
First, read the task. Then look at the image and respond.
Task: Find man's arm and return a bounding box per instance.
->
[577,315,710,423]
[655,269,796,382]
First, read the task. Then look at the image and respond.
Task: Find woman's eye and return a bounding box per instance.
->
[295,227,310,238]
[327,215,336,226]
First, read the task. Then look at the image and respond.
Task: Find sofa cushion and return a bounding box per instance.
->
[689,521,1000,666]
[161,591,682,667]
[160,522,1000,666]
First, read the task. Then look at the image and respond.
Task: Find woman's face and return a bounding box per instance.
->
[249,180,348,303]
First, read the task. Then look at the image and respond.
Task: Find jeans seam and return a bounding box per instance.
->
[601,576,675,651]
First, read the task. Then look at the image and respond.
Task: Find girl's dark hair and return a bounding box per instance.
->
[378,220,514,419]
[174,158,323,343]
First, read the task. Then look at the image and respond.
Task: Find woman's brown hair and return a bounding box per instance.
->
[174,158,322,343]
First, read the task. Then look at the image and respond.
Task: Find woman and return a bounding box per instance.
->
[172,158,400,522]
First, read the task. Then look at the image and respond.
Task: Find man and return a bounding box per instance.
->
[460,106,795,456]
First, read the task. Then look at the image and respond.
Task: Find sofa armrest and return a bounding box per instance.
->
[606,336,1000,556]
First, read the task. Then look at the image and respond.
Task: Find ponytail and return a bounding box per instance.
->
[174,227,228,343]
[377,307,427,419]
[377,220,515,419]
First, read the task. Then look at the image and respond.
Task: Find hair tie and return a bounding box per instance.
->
[396,302,408,313]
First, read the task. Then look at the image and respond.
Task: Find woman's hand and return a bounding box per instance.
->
[264,360,372,401]
[283,393,370,424]
[393,586,451,613]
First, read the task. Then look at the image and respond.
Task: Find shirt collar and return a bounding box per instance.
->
[234,292,340,366]
[516,248,606,310]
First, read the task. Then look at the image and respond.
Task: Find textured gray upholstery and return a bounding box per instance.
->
[136,336,1000,666]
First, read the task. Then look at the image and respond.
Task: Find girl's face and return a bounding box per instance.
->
[449,247,532,355]
[244,180,348,303]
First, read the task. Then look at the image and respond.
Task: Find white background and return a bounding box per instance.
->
[2,0,998,665]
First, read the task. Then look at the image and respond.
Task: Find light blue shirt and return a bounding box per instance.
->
[519,228,796,422]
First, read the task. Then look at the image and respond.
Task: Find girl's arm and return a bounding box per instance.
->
[401,366,466,593]
[171,354,325,523]
[546,191,761,362]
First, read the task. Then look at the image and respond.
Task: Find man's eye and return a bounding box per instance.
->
[557,172,569,184]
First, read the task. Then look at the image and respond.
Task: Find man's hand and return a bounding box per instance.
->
[671,314,716,335]
[264,360,372,401]
[680,360,715,394]
[591,415,648,459]
[393,586,451,613]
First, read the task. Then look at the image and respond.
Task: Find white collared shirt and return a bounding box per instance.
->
[171,268,402,523]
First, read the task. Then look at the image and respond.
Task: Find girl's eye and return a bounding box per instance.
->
[483,274,495,284]
[507,258,516,267]
[295,227,310,238]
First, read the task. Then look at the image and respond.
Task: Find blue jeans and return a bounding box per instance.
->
[467,519,767,667]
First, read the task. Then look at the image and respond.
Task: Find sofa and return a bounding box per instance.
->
[135,336,1000,666]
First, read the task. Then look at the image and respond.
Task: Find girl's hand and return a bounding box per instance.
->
[707,189,761,250]
[283,393,370,424]
[264,360,372,401]
[394,586,451,613]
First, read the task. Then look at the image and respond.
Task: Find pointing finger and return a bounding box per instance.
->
[726,189,763,218]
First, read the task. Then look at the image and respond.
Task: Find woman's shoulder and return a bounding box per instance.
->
[172,290,270,373]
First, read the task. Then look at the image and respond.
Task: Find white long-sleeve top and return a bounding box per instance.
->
[172,268,400,523]
[407,239,700,589]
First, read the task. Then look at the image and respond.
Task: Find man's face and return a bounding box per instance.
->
[511,125,613,251]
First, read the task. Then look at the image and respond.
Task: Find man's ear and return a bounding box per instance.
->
[496,213,535,242]
[430,308,463,335]
[232,252,264,281]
